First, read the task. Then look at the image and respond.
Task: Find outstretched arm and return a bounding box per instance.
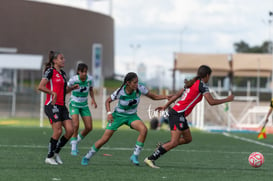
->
[203,92,234,106]
[145,91,167,100]
[156,88,184,111]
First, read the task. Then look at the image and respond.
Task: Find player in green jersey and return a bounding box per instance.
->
[68,63,97,156]
[81,72,168,166]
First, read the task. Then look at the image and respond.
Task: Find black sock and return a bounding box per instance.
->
[55,136,69,154]
[48,137,58,158]
[148,145,167,161]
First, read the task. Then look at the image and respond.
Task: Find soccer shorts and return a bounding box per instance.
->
[69,104,91,117]
[168,108,189,131]
[44,104,71,124]
[106,112,141,131]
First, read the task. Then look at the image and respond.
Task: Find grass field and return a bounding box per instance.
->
[0,118,273,181]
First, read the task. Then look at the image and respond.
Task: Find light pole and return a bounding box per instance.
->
[130,44,141,72]
[269,11,273,98]
[179,27,187,52]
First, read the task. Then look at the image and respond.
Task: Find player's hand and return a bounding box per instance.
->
[155,106,165,112]
[72,84,80,90]
[228,95,234,102]
[51,92,57,105]
[107,114,113,123]
[166,95,173,100]
[91,100,97,108]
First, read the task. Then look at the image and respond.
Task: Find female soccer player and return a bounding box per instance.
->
[68,63,97,156]
[81,72,168,166]
[38,51,78,165]
[144,65,234,168]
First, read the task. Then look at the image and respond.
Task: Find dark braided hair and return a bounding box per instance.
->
[115,72,139,98]
[44,50,61,72]
[184,65,212,88]
[77,63,88,74]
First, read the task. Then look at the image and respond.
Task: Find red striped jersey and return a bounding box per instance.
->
[172,79,209,116]
[43,68,67,106]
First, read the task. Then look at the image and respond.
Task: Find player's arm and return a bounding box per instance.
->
[66,84,79,93]
[105,96,114,122]
[145,91,167,100]
[38,78,57,105]
[89,87,97,108]
[203,92,234,106]
[156,88,184,111]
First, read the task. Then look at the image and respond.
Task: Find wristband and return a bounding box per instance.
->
[107,111,112,115]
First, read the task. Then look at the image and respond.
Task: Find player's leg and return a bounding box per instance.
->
[130,119,148,166]
[54,106,74,164]
[53,118,73,164]
[178,128,192,145]
[44,104,62,165]
[45,121,62,165]
[81,129,115,165]
[70,114,80,155]
[77,107,93,145]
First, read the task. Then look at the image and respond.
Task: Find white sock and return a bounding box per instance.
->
[77,134,83,143]
[71,140,77,151]
[133,145,143,156]
[85,147,97,159]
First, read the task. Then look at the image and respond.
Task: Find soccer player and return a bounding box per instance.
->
[144,65,234,168]
[81,72,168,166]
[38,51,78,165]
[67,63,97,156]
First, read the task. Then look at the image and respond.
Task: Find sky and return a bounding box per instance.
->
[32,0,273,88]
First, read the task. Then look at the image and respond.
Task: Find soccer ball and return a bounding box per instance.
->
[248,152,264,168]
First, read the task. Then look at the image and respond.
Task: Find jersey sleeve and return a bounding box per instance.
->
[110,88,120,101]
[67,75,76,87]
[138,84,149,95]
[87,75,93,87]
[199,81,209,94]
[43,68,53,80]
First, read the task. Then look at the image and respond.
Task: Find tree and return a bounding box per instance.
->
[233,40,272,53]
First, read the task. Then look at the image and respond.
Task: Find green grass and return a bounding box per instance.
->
[0,118,273,181]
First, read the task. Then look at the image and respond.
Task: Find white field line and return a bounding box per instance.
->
[1,143,273,155]
[223,132,273,149]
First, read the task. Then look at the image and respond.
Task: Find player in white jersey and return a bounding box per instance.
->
[67,63,97,156]
[81,72,169,166]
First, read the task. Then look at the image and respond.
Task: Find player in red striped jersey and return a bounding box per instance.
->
[38,51,78,165]
[144,65,234,168]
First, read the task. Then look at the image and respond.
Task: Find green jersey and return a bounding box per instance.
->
[68,75,93,108]
[111,84,148,115]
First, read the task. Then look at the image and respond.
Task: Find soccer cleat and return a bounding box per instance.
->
[130,154,139,166]
[81,157,90,166]
[144,157,160,169]
[71,150,78,156]
[54,153,63,164]
[45,157,58,165]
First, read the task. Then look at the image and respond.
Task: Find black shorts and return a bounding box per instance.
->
[44,104,71,124]
[168,108,189,131]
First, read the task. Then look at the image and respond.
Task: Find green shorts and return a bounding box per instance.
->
[69,104,91,117]
[106,112,141,131]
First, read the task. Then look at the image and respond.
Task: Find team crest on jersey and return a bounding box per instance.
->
[179,123,183,128]
[54,114,58,119]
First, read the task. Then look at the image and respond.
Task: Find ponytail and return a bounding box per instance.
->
[44,50,61,72]
[184,65,212,88]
